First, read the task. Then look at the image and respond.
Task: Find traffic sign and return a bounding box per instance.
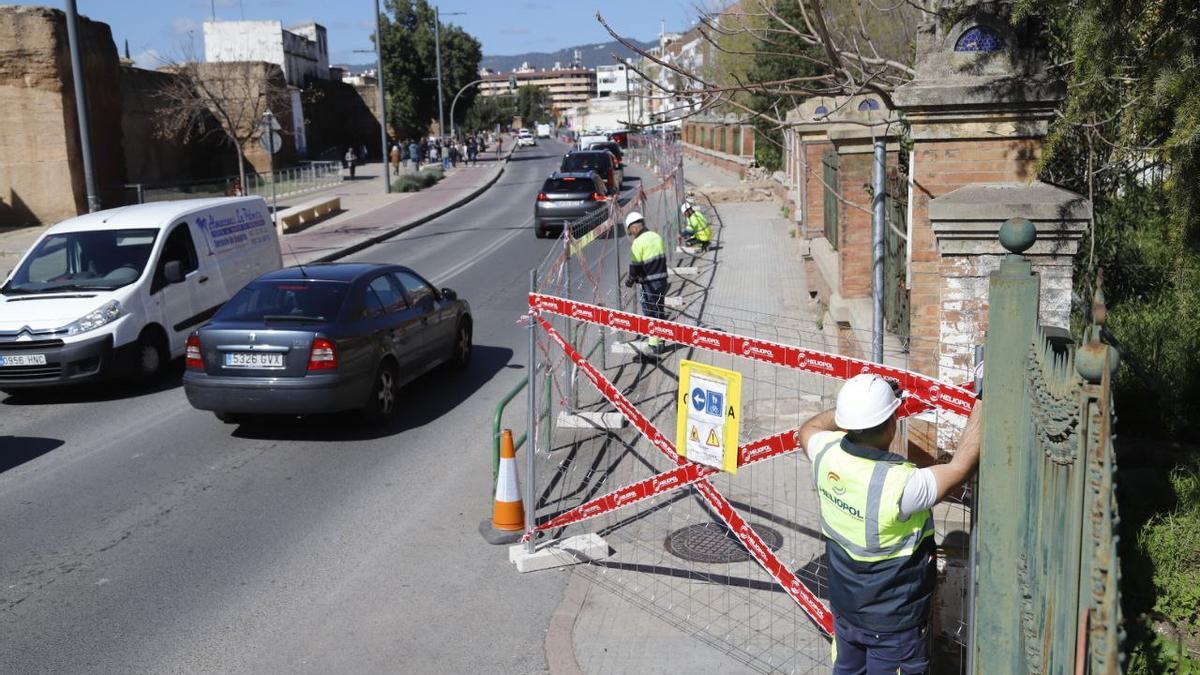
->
[258,131,282,154]
[675,359,742,473]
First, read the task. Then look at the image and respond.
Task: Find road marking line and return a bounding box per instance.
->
[432,216,533,286]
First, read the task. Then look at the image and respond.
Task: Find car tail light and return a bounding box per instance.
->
[591,192,607,201]
[307,337,337,371]
[185,334,203,370]
[537,192,549,201]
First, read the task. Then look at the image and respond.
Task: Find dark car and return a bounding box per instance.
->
[560,150,623,195]
[608,131,629,148]
[182,263,472,424]
[588,141,624,165]
[534,172,610,238]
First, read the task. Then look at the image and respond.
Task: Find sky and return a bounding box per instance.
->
[30,0,697,68]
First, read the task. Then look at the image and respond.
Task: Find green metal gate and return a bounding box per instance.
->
[822,149,839,249]
[972,220,1126,673]
[884,167,910,346]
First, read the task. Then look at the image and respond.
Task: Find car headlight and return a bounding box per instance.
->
[63,300,122,336]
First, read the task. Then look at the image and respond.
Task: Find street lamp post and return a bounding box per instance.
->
[263,111,278,218]
[433,5,445,143]
[448,78,486,139]
[373,0,390,193]
[65,0,100,212]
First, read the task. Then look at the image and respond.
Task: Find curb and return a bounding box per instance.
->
[314,147,518,263]
[544,569,588,675]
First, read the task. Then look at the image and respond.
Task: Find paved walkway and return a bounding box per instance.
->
[552,156,834,674]
[0,153,512,279]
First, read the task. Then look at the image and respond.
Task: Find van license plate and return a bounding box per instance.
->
[225,352,284,369]
[0,354,47,367]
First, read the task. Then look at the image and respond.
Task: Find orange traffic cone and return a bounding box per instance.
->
[480,429,525,544]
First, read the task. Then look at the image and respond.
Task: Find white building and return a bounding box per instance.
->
[203,20,329,87]
[596,63,632,98]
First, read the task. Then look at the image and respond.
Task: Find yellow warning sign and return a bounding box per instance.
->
[675,360,742,473]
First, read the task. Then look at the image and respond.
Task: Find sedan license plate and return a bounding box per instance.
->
[225,352,284,369]
[0,353,47,367]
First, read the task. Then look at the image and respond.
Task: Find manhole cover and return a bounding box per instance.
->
[664,522,784,564]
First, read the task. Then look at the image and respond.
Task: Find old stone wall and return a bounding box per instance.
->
[302,79,382,162]
[120,65,235,189]
[0,6,124,227]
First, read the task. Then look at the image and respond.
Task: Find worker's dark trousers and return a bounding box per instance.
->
[833,614,929,675]
[640,282,668,321]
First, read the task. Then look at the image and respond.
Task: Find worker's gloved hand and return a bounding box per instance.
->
[624,276,636,288]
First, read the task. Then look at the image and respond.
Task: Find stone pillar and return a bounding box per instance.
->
[893,0,1085,456]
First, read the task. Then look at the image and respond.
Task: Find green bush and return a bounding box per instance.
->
[391,168,444,193]
[1123,463,1200,673]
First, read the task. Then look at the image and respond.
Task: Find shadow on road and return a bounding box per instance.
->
[1,362,184,406]
[0,436,65,473]
[228,344,515,441]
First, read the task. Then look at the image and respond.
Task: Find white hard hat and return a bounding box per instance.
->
[680,202,693,214]
[625,211,645,228]
[835,374,902,430]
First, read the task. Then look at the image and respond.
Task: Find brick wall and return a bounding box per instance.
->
[835,152,874,299]
[908,138,1042,381]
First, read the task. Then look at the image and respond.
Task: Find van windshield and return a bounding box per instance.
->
[2,229,158,295]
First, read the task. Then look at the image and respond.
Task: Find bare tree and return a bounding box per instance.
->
[154,53,291,191]
[602,0,924,132]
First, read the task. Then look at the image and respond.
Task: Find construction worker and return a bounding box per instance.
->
[679,201,712,251]
[797,374,982,674]
[623,211,669,355]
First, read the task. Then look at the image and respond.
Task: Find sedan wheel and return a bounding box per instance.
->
[361,363,398,425]
[450,321,472,371]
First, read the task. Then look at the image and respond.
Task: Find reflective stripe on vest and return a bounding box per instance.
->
[686,212,712,242]
[811,433,932,562]
[631,230,668,281]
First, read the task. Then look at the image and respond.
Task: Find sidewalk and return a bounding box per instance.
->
[0,153,511,279]
[551,156,834,673]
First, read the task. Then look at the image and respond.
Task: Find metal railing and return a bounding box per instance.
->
[490,368,551,491]
[124,161,343,205]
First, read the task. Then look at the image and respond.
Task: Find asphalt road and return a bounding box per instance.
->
[0,138,593,673]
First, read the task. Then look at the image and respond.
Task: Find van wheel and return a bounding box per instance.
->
[449,320,472,371]
[133,331,167,382]
[360,361,398,425]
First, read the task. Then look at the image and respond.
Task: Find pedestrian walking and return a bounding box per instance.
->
[467,136,477,165]
[797,375,983,675]
[679,201,713,252]
[430,143,440,164]
[409,140,420,170]
[344,147,357,179]
[495,135,503,159]
[622,211,669,356]
[360,144,369,163]
[390,142,401,174]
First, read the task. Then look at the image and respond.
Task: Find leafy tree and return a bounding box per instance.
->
[514,85,551,125]
[1014,0,1200,441]
[377,0,482,138]
[464,94,514,133]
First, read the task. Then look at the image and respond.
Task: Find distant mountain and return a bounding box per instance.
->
[480,38,657,73]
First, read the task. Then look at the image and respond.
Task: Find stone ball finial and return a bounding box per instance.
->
[999,217,1037,254]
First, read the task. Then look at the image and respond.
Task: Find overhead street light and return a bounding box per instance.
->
[432,6,465,144]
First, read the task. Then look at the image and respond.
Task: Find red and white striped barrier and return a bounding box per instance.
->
[525,294,976,637]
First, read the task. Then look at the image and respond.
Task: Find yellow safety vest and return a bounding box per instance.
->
[684,211,712,243]
[811,432,933,562]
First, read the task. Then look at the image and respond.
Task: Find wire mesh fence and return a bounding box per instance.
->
[522,135,976,674]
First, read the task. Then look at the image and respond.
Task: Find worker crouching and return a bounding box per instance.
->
[679,201,712,252]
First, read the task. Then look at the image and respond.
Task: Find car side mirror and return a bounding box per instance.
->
[440,288,457,302]
[163,260,185,284]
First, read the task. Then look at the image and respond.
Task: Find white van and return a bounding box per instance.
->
[535,123,551,139]
[0,197,282,390]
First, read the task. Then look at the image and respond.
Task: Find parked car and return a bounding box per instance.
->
[0,197,281,391]
[183,263,472,424]
[517,128,536,147]
[587,141,624,166]
[560,150,623,194]
[534,172,610,239]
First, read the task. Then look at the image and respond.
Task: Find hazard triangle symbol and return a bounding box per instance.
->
[689,426,700,442]
[706,429,721,447]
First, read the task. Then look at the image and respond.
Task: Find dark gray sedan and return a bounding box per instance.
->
[183,263,471,424]
[534,171,610,238]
